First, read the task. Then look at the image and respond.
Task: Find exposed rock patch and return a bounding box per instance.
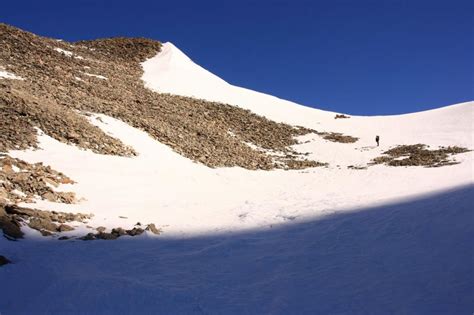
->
[0,203,23,239]
[371,144,470,167]
[2,204,92,238]
[80,224,161,241]
[1,155,76,204]
[317,132,359,143]
[1,203,162,240]
[0,85,137,156]
[334,114,350,119]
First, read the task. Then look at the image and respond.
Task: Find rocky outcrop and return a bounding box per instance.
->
[2,204,92,238]
[371,144,470,167]
[1,202,161,240]
[0,203,23,239]
[80,224,161,241]
[1,155,76,205]
[316,132,359,143]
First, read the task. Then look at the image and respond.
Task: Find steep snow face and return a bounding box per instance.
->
[141,42,335,126]
[142,43,473,149]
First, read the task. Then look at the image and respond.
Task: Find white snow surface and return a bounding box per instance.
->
[82,72,108,80]
[1,42,473,314]
[0,69,24,80]
[53,47,74,57]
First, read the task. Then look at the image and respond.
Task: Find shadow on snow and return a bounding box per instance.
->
[1,185,473,314]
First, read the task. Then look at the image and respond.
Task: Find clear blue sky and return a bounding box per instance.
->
[1,0,473,115]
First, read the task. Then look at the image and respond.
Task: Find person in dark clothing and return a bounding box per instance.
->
[375,135,380,146]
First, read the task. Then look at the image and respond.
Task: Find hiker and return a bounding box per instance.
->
[375,135,380,146]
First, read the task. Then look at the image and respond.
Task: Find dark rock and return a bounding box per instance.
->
[5,205,37,217]
[111,227,127,236]
[96,226,106,233]
[96,232,118,240]
[0,255,11,266]
[80,233,96,241]
[58,236,69,240]
[0,216,24,239]
[126,227,144,236]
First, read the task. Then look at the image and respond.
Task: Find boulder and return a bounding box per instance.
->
[57,224,74,232]
[126,227,144,236]
[0,255,11,266]
[111,227,127,236]
[80,233,96,241]
[0,216,24,239]
[28,217,58,232]
[96,232,118,240]
[146,223,161,235]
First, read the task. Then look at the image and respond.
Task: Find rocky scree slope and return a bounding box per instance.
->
[0,23,323,170]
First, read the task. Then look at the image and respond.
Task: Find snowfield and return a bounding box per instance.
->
[1,42,473,314]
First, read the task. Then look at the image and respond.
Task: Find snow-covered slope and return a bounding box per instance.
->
[142,42,335,126]
[1,41,473,314]
[4,41,473,236]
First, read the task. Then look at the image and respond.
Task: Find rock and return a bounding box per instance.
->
[2,164,14,174]
[80,233,96,241]
[0,216,24,239]
[0,188,8,199]
[41,191,56,202]
[59,192,75,204]
[0,204,7,217]
[5,205,37,217]
[126,227,144,236]
[58,236,69,240]
[145,223,161,235]
[43,177,59,188]
[59,177,74,184]
[57,224,74,232]
[0,255,11,266]
[39,229,53,236]
[111,227,127,236]
[28,217,58,232]
[96,232,118,240]
[96,226,106,233]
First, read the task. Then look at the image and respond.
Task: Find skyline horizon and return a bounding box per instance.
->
[1,0,473,115]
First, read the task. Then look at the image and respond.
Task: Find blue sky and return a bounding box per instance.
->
[1,0,472,115]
